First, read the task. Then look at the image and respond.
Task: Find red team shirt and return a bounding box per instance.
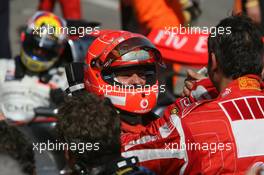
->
[121,75,264,175]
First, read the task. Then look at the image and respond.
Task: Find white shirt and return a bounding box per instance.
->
[0,59,68,122]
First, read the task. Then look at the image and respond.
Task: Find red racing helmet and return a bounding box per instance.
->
[84,30,163,114]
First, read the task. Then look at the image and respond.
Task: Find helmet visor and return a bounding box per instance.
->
[102,64,157,87]
[23,33,64,62]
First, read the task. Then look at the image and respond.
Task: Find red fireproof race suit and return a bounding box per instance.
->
[38,0,81,19]
[120,78,218,175]
[121,75,264,175]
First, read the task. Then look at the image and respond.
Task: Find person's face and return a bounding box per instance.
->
[115,69,147,86]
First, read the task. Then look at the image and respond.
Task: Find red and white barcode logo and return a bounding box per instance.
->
[219,96,264,158]
[220,96,264,121]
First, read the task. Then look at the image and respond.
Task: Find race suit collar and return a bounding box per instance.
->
[218,74,262,98]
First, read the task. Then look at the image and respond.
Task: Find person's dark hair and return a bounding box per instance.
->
[208,15,264,79]
[0,121,35,175]
[57,92,120,166]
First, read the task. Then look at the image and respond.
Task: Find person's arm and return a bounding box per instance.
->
[38,0,55,12]
[121,111,201,175]
[131,0,183,31]
[121,73,218,152]
[59,0,82,19]
[233,0,261,24]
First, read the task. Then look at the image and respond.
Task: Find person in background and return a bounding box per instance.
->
[121,0,201,34]
[0,121,35,175]
[0,0,11,58]
[233,0,264,32]
[0,11,68,122]
[57,92,155,175]
[38,0,82,20]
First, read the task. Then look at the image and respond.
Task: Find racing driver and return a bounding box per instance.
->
[0,11,68,122]
[121,15,264,175]
[82,30,166,134]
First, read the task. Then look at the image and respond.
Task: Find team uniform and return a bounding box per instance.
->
[0,58,67,122]
[38,0,81,19]
[121,106,202,175]
[0,11,69,122]
[121,75,264,175]
[120,77,217,175]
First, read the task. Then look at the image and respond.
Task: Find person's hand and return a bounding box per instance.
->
[181,69,206,97]
[246,1,261,24]
[246,162,264,175]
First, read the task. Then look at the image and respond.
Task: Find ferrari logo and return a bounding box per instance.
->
[171,107,179,115]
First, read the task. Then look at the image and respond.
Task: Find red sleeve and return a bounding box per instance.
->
[121,111,201,175]
[38,0,55,11]
[120,78,217,174]
[59,0,82,19]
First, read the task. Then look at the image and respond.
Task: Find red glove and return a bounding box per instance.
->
[174,78,219,114]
